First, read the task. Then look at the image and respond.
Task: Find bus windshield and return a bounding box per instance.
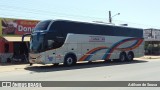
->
[30,34,44,53]
[34,20,51,31]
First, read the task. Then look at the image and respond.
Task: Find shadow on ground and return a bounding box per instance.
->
[24,60,148,73]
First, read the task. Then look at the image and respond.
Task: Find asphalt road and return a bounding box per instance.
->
[0,59,160,90]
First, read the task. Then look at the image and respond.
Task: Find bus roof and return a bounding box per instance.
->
[52,19,143,30]
[38,19,143,38]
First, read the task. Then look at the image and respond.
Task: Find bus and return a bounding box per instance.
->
[22,20,144,66]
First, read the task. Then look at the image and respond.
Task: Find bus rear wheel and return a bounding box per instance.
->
[64,54,76,66]
[127,52,134,61]
[119,52,127,62]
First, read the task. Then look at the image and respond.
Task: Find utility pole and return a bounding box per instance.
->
[109,11,112,23]
[109,11,120,23]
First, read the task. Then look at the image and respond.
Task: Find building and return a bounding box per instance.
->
[0,17,39,63]
[144,28,160,55]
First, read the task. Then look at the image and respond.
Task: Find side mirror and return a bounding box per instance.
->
[48,40,54,49]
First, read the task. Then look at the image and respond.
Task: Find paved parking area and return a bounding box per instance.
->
[0,56,159,72]
[0,64,28,72]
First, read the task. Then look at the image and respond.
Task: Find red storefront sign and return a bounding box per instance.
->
[1,18,39,35]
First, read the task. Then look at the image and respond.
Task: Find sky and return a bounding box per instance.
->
[0,0,160,29]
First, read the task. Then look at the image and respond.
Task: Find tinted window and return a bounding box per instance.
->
[34,20,51,31]
[50,20,143,38]
[30,34,44,53]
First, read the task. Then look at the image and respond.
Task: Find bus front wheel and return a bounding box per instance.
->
[64,54,77,66]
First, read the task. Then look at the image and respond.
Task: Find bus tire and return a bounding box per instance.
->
[119,52,127,62]
[64,54,77,66]
[127,51,134,61]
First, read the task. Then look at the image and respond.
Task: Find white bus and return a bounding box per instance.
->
[23,20,144,66]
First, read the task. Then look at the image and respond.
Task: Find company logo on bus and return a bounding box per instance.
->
[89,36,105,42]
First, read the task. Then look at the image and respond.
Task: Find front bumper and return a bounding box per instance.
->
[29,59,44,64]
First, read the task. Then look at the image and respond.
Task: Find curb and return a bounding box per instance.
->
[140,56,160,60]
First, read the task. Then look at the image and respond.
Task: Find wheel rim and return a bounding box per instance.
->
[120,54,125,61]
[66,57,73,65]
[128,54,133,60]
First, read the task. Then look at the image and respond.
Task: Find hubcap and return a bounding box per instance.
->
[128,54,133,60]
[67,57,73,65]
[121,55,125,61]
